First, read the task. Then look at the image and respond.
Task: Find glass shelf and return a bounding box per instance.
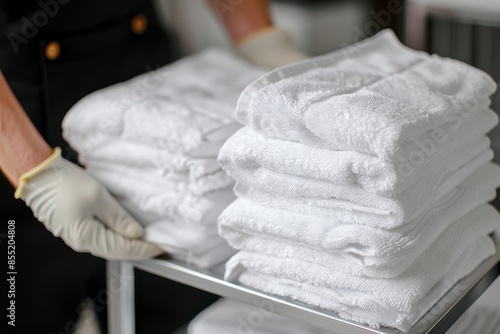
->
[107,244,500,334]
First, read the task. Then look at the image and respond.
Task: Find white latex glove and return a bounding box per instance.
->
[237,27,309,69]
[15,148,163,260]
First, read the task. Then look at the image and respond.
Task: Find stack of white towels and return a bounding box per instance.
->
[217,30,500,330]
[62,49,265,267]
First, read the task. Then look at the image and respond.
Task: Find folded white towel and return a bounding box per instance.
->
[188,298,333,334]
[223,201,499,283]
[120,198,235,268]
[77,123,241,173]
[148,230,236,269]
[219,164,500,278]
[171,241,236,269]
[232,235,495,331]
[63,49,264,154]
[225,205,499,313]
[80,124,237,224]
[88,159,233,197]
[89,165,236,225]
[231,147,493,229]
[219,109,496,197]
[235,30,496,161]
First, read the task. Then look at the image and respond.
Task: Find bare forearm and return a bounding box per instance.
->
[206,0,272,44]
[0,72,52,187]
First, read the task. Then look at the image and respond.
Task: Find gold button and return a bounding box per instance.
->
[130,14,148,35]
[45,41,61,60]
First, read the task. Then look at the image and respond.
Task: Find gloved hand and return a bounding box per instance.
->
[15,148,163,260]
[237,26,309,69]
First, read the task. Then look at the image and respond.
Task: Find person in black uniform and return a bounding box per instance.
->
[0,0,307,333]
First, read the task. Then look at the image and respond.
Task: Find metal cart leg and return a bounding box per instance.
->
[107,261,135,334]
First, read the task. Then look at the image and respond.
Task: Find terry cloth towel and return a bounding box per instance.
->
[87,159,234,201]
[88,165,236,225]
[230,147,494,229]
[218,164,500,278]
[219,109,497,197]
[235,29,497,161]
[224,205,500,313]
[62,49,265,155]
[121,198,235,268]
[76,122,242,173]
[188,298,334,334]
[229,235,496,331]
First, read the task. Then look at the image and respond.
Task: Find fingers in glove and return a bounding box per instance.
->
[64,217,163,260]
[55,169,144,239]
[94,189,144,239]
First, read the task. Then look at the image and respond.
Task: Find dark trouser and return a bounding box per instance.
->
[0,4,217,333]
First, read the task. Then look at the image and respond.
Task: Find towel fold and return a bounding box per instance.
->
[89,165,235,225]
[219,109,497,197]
[172,242,236,269]
[235,30,496,161]
[230,148,493,228]
[232,235,495,331]
[121,198,236,268]
[219,164,500,278]
[88,159,233,197]
[78,124,240,173]
[225,204,500,314]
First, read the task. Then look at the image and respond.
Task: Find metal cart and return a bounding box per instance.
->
[107,243,500,334]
